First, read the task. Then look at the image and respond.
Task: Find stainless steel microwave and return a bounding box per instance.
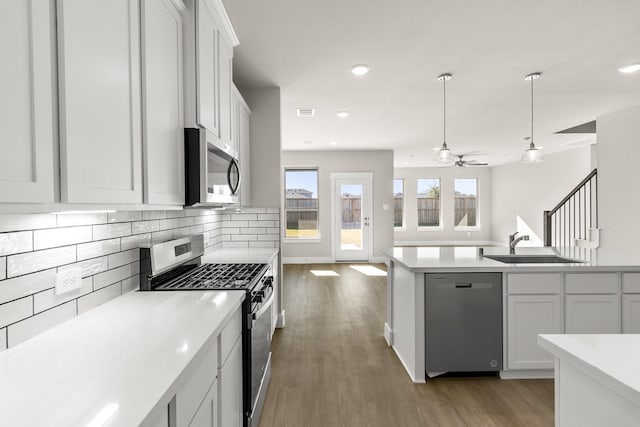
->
[184,128,240,207]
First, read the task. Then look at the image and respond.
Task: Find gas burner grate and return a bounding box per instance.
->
[156,263,268,290]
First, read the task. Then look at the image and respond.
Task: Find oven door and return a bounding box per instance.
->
[249,284,273,424]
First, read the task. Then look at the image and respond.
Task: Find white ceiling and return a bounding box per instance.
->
[223,0,640,167]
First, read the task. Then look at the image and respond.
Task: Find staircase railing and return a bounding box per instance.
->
[543,169,598,247]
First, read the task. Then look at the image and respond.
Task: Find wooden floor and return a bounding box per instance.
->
[259,264,554,427]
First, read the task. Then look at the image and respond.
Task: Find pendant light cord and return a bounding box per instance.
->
[443,77,447,145]
[530,76,535,148]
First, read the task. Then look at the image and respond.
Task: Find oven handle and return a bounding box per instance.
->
[252,290,274,323]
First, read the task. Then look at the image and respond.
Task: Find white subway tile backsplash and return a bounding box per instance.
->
[231,213,257,221]
[266,208,279,214]
[0,269,56,305]
[0,214,57,233]
[8,301,76,347]
[93,265,132,290]
[174,227,192,238]
[258,214,279,221]
[158,219,180,231]
[165,210,186,219]
[221,228,240,235]
[0,231,33,256]
[77,283,121,314]
[122,275,139,293]
[143,211,166,220]
[58,257,108,278]
[190,225,205,235]
[121,234,151,251]
[267,228,279,235]
[107,211,142,223]
[249,241,278,248]
[179,217,196,227]
[241,227,266,235]
[108,249,139,269]
[132,220,160,234]
[0,296,32,328]
[7,246,76,278]
[152,230,174,242]
[56,213,107,227]
[232,234,256,242]
[34,226,92,250]
[33,277,92,314]
[258,234,280,241]
[250,221,274,228]
[222,241,249,248]
[0,257,5,280]
[93,223,131,240]
[0,328,6,351]
[77,238,120,261]
[225,221,249,228]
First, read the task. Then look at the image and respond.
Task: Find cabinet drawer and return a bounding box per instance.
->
[176,339,219,427]
[623,273,640,294]
[507,274,561,294]
[565,273,618,294]
[219,306,242,367]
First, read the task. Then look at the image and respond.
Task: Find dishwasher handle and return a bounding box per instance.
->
[435,282,494,290]
[455,283,472,288]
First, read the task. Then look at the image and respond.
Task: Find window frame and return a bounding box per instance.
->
[453,177,481,230]
[283,167,321,241]
[416,178,443,230]
[393,178,405,230]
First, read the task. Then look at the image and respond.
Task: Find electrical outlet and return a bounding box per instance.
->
[55,268,82,295]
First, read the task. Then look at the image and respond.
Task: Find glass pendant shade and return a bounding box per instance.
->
[521,142,542,163]
[435,142,454,164]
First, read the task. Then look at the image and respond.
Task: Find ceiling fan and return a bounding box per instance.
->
[453,155,488,167]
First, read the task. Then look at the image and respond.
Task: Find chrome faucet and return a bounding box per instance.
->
[509,232,529,254]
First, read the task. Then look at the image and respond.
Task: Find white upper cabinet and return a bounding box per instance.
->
[194,0,220,137]
[218,41,234,147]
[57,0,143,204]
[0,0,56,202]
[141,0,185,205]
[233,85,251,206]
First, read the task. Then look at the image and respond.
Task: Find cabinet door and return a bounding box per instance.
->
[565,294,620,334]
[218,39,233,147]
[219,336,243,427]
[141,0,185,205]
[0,0,55,202]
[195,0,219,136]
[190,380,218,427]
[237,99,251,207]
[507,295,562,370]
[622,294,640,333]
[57,0,142,203]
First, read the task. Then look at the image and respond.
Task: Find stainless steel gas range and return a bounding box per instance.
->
[139,234,273,427]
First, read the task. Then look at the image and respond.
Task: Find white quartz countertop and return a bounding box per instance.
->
[538,334,640,402]
[383,246,640,272]
[203,247,278,264]
[0,290,245,426]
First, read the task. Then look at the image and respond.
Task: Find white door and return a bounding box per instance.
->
[0,0,56,203]
[623,294,640,333]
[333,173,373,261]
[565,294,621,334]
[57,0,143,203]
[219,337,243,427]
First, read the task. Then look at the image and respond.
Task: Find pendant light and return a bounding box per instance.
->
[435,73,454,164]
[521,72,543,163]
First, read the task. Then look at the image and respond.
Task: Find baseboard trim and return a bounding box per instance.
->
[276,310,285,328]
[384,322,393,346]
[282,257,334,264]
[499,369,554,379]
[391,345,426,383]
[394,240,503,247]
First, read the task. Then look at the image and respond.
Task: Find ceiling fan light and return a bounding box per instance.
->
[435,145,455,164]
[521,146,543,163]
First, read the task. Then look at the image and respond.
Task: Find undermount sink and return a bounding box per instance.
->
[484,254,583,264]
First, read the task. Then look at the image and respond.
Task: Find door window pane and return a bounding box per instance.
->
[340,184,362,250]
[454,178,478,227]
[393,179,403,227]
[417,179,440,227]
[285,169,319,238]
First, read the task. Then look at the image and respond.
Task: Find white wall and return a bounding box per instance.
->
[243,88,281,207]
[597,104,640,254]
[393,166,493,244]
[490,146,592,246]
[281,150,394,262]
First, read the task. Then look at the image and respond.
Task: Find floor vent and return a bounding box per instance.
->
[297,108,315,117]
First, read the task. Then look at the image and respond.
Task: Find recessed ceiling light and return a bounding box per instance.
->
[403,161,409,165]
[336,111,349,118]
[303,140,312,144]
[297,108,315,117]
[329,141,338,146]
[619,63,640,74]
[350,64,370,76]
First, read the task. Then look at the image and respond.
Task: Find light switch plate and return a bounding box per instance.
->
[382,203,389,211]
[55,268,82,295]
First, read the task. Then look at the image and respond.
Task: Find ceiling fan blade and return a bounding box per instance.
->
[464,162,489,166]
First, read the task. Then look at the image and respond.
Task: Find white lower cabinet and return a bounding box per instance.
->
[623,294,640,333]
[190,380,218,427]
[507,294,563,370]
[219,336,243,427]
[565,294,621,334]
[176,340,219,427]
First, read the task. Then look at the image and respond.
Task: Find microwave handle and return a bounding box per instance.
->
[227,158,240,195]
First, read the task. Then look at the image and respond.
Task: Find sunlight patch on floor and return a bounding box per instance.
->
[349,265,387,276]
[310,270,340,277]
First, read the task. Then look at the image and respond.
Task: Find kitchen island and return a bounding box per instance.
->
[382,246,640,382]
[539,334,640,427]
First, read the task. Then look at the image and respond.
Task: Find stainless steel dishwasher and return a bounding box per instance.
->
[425,273,502,376]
